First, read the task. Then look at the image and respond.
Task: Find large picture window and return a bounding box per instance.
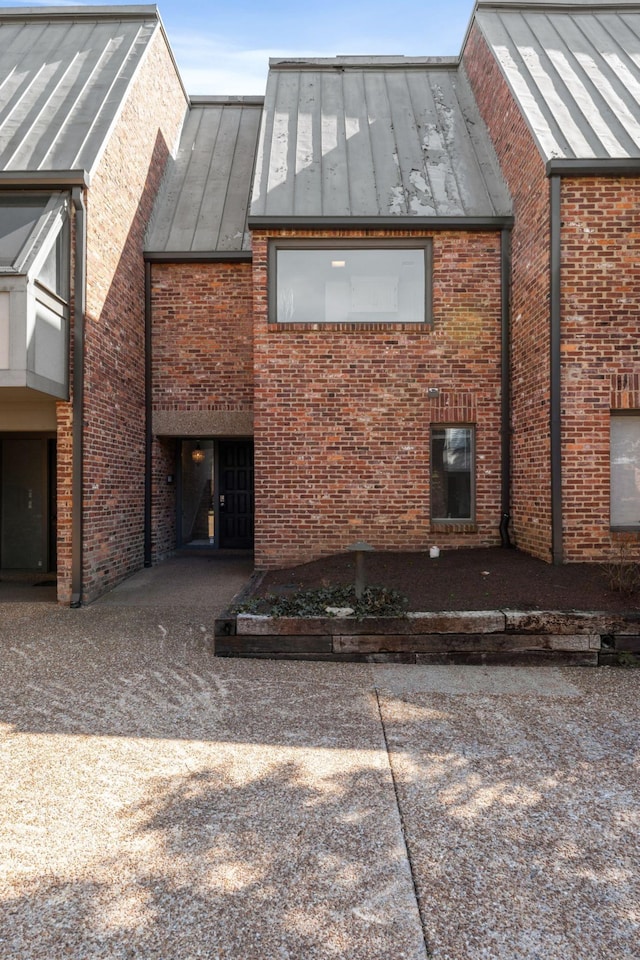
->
[611,414,640,529]
[270,241,431,324]
[431,426,475,522]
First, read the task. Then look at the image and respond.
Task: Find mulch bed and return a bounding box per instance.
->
[255,547,640,613]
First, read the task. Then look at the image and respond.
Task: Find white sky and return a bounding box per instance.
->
[0,0,477,94]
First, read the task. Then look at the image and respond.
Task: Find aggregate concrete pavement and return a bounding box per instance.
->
[0,554,638,958]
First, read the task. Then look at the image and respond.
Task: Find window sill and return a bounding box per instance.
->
[430,522,477,533]
[267,321,433,333]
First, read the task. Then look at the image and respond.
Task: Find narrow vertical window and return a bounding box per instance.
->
[611,414,640,528]
[431,426,474,521]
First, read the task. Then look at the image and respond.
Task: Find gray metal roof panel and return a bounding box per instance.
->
[146,100,263,254]
[0,9,160,176]
[475,3,640,160]
[250,62,511,220]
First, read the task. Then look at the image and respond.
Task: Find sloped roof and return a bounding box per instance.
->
[475,0,640,162]
[250,58,511,223]
[146,98,263,256]
[0,4,168,179]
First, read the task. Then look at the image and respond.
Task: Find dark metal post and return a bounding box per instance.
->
[71,187,86,606]
[349,541,373,600]
[550,175,563,565]
[500,227,512,546]
[144,259,152,567]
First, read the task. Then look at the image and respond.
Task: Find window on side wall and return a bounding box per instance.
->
[610,414,640,529]
[269,240,432,325]
[431,426,475,522]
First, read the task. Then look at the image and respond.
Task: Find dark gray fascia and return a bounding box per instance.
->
[248,215,514,231]
[144,250,253,263]
[546,158,640,177]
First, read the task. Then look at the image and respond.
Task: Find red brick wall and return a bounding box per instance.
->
[463,25,553,561]
[152,436,177,560]
[252,228,503,569]
[56,29,187,603]
[151,261,254,410]
[560,178,640,560]
[150,260,254,558]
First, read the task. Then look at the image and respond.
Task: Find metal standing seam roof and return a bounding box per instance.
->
[474,0,640,162]
[249,57,512,222]
[0,5,168,180]
[145,98,263,256]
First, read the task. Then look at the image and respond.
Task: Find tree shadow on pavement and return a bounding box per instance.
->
[1,756,426,960]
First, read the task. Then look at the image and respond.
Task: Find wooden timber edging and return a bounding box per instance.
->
[214,609,640,665]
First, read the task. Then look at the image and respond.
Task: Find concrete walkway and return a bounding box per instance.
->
[94,549,255,611]
[0,554,639,958]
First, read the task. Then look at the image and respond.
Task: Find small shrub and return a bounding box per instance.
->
[602,540,640,597]
[233,584,408,619]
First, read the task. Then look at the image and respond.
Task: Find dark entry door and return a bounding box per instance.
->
[1,438,50,570]
[218,441,254,548]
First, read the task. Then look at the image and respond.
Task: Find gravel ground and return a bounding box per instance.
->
[0,582,639,958]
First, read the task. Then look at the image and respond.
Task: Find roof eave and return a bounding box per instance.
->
[0,170,90,189]
[546,158,640,177]
[248,215,514,230]
[0,5,160,22]
[144,250,252,262]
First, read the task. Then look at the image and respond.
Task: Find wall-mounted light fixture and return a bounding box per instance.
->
[192,442,205,463]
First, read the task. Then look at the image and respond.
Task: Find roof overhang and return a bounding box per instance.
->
[144,250,253,263]
[546,158,640,177]
[0,171,90,190]
[248,216,515,231]
[269,56,460,71]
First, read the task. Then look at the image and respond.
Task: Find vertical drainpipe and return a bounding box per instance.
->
[144,259,152,567]
[550,175,563,565]
[500,227,512,546]
[71,187,86,606]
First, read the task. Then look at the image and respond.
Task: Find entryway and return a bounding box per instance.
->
[179,438,254,550]
[0,435,56,573]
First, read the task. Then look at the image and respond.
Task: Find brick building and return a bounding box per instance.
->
[0,5,187,602]
[1,0,639,602]
[463,0,640,564]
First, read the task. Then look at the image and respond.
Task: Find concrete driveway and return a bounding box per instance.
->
[0,556,638,958]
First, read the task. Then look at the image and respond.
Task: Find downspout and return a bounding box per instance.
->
[71,187,86,606]
[144,260,152,567]
[500,227,512,547]
[550,175,563,564]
